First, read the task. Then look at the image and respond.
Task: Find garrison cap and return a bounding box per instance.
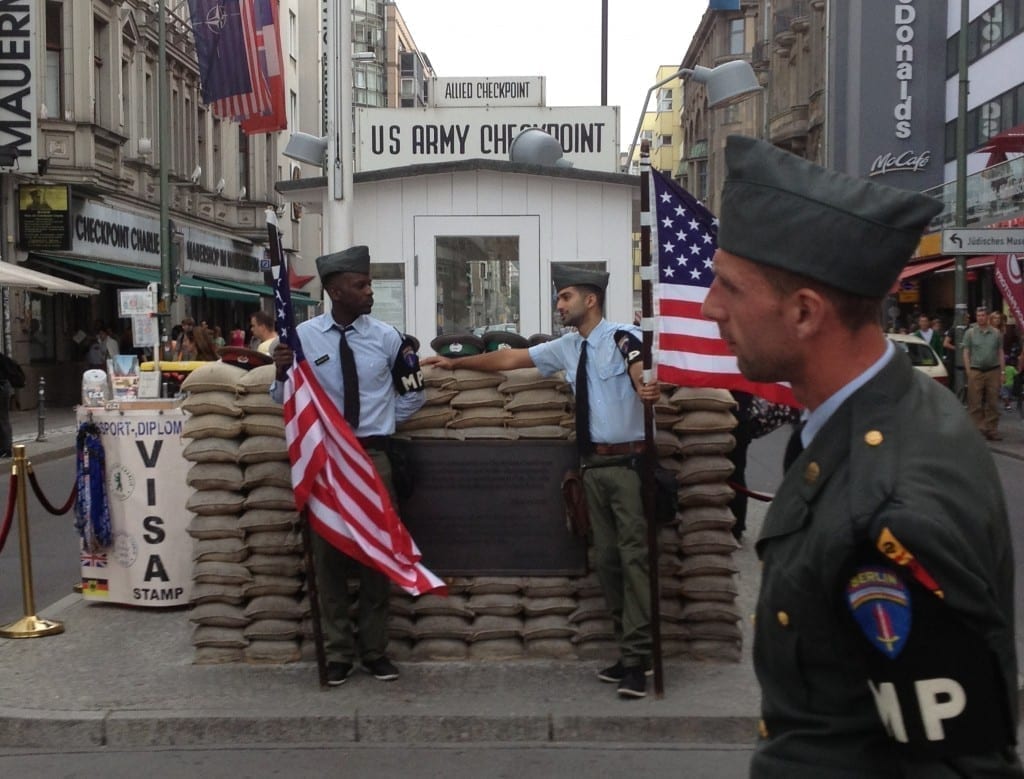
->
[430,333,485,358]
[316,245,370,281]
[718,136,943,298]
[551,264,609,293]
[483,331,529,352]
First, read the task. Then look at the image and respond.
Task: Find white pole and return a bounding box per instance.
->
[324,0,354,253]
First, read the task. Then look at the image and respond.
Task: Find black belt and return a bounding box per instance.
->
[972,365,1001,373]
[590,441,646,456]
[357,435,390,450]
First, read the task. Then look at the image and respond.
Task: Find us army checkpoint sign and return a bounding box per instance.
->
[78,407,191,606]
[941,229,1024,254]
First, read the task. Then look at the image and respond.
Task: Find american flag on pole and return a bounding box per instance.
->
[651,167,797,406]
[187,0,271,121]
[267,213,446,596]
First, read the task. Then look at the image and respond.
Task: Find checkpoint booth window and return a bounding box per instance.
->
[367,262,407,334]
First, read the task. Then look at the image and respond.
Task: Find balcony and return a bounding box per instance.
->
[774,12,795,54]
[768,104,809,145]
[924,157,1024,231]
[790,0,810,33]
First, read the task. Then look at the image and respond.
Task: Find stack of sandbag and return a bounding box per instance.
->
[656,386,743,662]
[397,365,571,441]
[182,362,308,665]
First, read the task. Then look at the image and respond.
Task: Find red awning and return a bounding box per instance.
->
[933,255,997,272]
[898,258,954,280]
[980,122,1024,167]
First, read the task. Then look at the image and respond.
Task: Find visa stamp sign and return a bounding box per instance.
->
[428,76,545,108]
[356,106,620,173]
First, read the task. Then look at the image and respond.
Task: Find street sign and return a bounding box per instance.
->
[941,228,1024,254]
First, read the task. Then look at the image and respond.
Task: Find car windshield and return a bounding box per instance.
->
[895,339,939,367]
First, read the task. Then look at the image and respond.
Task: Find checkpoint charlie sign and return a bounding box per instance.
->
[428,76,545,108]
[356,106,620,173]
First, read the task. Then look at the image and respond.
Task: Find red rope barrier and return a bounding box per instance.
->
[0,471,18,554]
[728,480,774,503]
[26,469,77,516]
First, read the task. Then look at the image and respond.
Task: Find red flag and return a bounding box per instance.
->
[267,216,445,596]
[650,168,798,407]
[994,253,1024,329]
[241,0,287,134]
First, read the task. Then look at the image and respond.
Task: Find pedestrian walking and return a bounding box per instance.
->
[963,305,1006,440]
[702,135,1021,777]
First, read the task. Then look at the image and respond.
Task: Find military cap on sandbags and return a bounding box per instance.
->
[551,264,609,293]
[717,135,943,298]
[217,346,273,370]
[527,333,555,346]
[316,245,370,281]
[483,331,529,352]
[430,333,485,358]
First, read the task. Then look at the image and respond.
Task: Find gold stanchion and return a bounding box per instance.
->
[0,445,64,638]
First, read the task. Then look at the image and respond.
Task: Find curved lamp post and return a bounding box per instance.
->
[626,60,761,173]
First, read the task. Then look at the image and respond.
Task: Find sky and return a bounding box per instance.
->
[394,1,706,152]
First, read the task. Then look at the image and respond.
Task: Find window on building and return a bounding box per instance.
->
[946,0,1024,75]
[729,18,746,55]
[723,102,741,124]
[239,129,250,197]
[434,236,521,337]
[288,9,297,60]
[659,134,673,148]
[144,72,153,141]
[93,17,110,126]
[289,90,297,132]
[212,116,222,187]
[657,88,672,113]
[121,58,130,132]
[44,2,63,119]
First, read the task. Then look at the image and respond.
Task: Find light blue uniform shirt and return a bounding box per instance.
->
[270,312,425,436]
[529,318,644,445]
[801,339,894,448]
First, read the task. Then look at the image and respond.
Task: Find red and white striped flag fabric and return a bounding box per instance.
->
[267,215,445,596]
[650,167,798,407]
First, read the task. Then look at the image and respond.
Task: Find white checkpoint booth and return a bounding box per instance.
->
[77,403,191,607]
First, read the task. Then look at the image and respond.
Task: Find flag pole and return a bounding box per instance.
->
[639,139,664,697]
[266,210,327,687]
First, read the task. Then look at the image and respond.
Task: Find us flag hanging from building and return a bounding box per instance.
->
[267,214,445,596]
[650,167,797,406]
[187,0,271,121]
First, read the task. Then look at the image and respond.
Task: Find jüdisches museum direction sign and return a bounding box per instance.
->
[355,106,620,173]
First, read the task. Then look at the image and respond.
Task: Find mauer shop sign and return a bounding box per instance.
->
[0,1,36,170]
[356,106,620,173]
[428,76,546,108]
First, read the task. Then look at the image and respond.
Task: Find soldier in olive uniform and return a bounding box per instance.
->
[703,136,1022,777]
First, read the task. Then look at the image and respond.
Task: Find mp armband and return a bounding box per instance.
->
[392,337,425,395]
[614,330,643,366]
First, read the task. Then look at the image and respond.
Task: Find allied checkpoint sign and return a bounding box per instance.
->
[78,407,191,606]
[355,106,620,173]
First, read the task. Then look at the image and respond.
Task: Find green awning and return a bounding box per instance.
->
[30,254,259,302]
[194,274,316,304]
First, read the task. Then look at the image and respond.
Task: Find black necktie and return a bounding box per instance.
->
[783,422,805,471]
[575,340,592,454]
[338,325,360,428]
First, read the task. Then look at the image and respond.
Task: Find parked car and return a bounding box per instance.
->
[887,332,949,385]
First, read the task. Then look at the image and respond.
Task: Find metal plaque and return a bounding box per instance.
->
[400,440,586,576]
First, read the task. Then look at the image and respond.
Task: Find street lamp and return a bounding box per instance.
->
[625,61,761,173]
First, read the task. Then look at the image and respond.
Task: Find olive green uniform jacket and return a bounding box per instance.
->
[752,351,1021,778]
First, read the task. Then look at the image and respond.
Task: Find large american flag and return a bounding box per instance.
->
[267,214,445,596]
[651,167,797,406]
[187,0,271,121]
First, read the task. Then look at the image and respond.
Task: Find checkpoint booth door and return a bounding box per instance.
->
[413,215,541,351]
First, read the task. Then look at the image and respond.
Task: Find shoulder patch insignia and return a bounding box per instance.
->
[876,527,944,599]
[846,566,911,659]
